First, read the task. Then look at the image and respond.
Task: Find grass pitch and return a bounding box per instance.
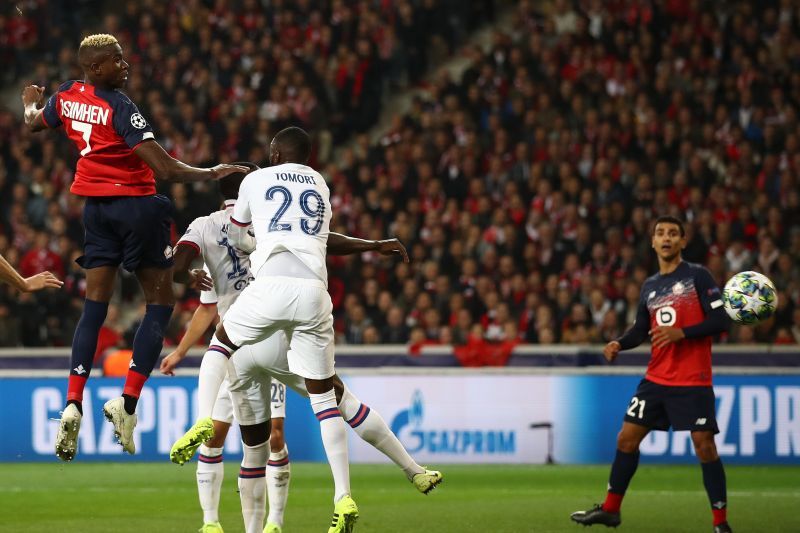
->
[2,463,798,532]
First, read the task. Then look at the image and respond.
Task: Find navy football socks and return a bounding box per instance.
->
[67,299,109,406]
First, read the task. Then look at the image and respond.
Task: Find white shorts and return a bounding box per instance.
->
[223,276,336,380]
[212,375,274,427]
[225,332,293,426]
[269,379,286,419]
[211,378,234,424]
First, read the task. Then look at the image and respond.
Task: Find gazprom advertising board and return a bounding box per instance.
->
[1,374,798,464]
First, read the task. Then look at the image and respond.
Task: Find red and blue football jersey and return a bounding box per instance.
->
[42,80,156,197]
[632,262,724,386]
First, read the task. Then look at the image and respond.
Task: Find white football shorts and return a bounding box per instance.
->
[223,276,336,380]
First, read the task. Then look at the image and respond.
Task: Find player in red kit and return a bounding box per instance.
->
[21,33,247,461]
[571,216,732,533]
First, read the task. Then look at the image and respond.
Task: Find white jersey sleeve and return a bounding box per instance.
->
[231,186,252,226]
[229,183,256,253]
[176,216,209,257]
[186,205,254,319]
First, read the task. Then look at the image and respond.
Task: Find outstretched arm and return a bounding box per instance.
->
[326,232,410,262]
[0,254,63,292]
[21,85,47,133]
[160,303,218,376]
[134,141,249,183]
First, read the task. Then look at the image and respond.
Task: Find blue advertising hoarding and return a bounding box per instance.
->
[553,375,800,464]
[0,377,326,462]
[1,374,798,464]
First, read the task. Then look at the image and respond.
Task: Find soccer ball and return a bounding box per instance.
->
[722,271,778,324]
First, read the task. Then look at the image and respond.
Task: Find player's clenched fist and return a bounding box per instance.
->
[603,340,621,362]
[21,85,45,106]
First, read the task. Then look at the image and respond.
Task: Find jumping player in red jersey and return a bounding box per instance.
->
[21,33,248,462]
[571,216,732,533]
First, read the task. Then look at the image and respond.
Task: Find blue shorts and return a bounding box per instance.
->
[78,194,174,272]
[624,379,719,434]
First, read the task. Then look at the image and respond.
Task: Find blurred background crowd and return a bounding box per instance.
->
[1,0,799,359]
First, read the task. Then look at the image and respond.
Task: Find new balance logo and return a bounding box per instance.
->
[695,418,707,425]
[129,360,136,368]
[713,501,726,509]
[73,364,87,375]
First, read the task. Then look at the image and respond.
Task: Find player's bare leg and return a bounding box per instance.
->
[197,421,230,533]
[332,376,442,494]
[57,266,116,461]
[265,417,290,533]
[104,266,175,454]
[692,431,731,533]
[571,422,650,527]
[238,421,271,533]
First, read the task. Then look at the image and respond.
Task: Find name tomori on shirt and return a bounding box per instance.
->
[275,172,317,185]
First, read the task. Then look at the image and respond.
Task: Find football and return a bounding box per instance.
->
[722,271,778,325]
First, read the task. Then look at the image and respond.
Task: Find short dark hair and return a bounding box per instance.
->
[273,126,311,163]
[652,215,685,236]
[218,162,260,200]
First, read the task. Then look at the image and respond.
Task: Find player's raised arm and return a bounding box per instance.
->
[0,253,63,292]
[326,233,410,262]
[227,177,256,253]
[21,85,48,133]
[133,140,248,183]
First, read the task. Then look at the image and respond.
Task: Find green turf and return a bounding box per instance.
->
[2,463,798,532]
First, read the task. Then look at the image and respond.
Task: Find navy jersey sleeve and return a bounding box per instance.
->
[694,267,725,314]
[109,93,155,148]
[617,286,650,350]
[41,81,75,128]
[683,266,730,339]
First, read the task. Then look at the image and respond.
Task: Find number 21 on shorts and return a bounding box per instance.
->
[627,396,646,419]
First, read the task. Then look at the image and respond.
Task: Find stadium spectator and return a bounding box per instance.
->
[1,0,799,355]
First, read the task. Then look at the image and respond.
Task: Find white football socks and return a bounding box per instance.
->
[238,441,268,533]
[310,389,351,503]
[198,335,234,419]
[338,384,424,480]
[266,445,291,527]
[196,445,224,524]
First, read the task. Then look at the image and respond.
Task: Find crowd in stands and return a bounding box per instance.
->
[2,0,800,360]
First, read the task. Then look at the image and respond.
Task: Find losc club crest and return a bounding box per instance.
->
[672,282,684,295]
